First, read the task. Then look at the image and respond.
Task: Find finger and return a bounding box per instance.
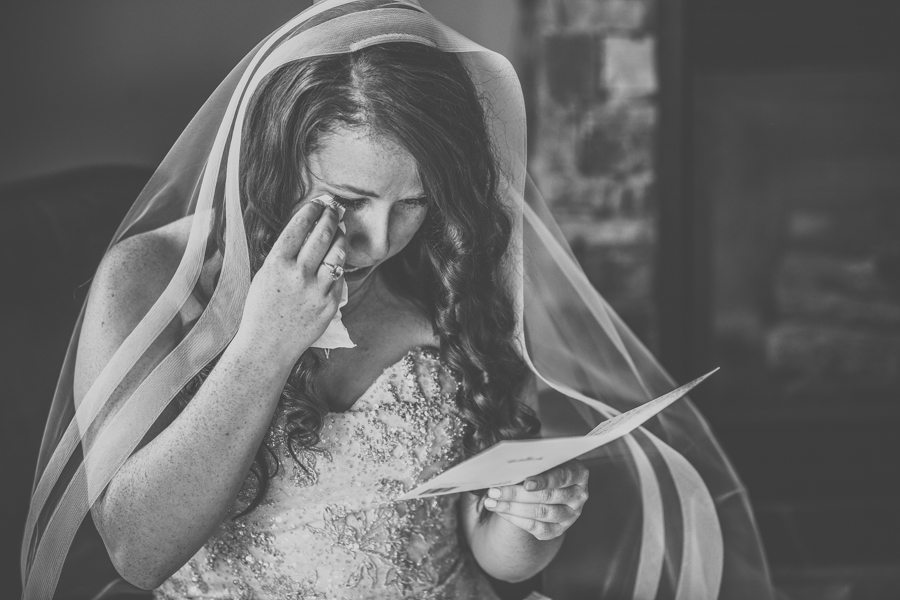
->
[491,513,565,541]
[316,230,347,292]
[483,498,576,523]
[297,202,341,267]
[270,201,325,259]
[488,484,586,508]
[523,460,588,492]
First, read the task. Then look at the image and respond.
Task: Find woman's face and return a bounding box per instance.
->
[301,125,428,293]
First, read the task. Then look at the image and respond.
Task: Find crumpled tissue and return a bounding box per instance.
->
[309,194,355,350]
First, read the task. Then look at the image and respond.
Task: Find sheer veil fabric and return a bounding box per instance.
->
[22,1,775,598]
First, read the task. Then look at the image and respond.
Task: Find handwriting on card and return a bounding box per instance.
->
[398,369,718,501]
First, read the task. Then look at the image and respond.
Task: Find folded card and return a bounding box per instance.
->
[398,369,718,500]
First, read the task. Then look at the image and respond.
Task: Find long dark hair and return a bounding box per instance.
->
[176,43,540,515]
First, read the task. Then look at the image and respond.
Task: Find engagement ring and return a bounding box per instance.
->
[323,262,344,281]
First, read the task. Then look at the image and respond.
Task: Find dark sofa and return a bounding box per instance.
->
[1,166,155,599]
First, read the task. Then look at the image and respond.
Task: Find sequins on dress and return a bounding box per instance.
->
[155,347,501,600]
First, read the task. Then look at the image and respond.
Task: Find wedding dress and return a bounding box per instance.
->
[155,348,500,600]
[23,2,776,598]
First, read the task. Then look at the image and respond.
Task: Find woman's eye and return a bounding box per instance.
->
[330,195,427,211]
[332,195,365,210]
[402,196,428,208]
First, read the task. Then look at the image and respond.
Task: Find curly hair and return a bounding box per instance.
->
[175,43,540,516]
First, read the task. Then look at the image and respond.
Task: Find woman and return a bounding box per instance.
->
[80,41,586,598]
[23,1,774,599]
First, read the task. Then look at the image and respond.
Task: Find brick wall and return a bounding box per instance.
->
[766,157,900,402]
[696,73,900,416]
[522,0,659,344]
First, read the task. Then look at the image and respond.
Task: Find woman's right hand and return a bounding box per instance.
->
[235,196,347,365]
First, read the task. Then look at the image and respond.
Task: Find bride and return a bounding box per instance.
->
[80,39,585,600]
[22,1,774,599]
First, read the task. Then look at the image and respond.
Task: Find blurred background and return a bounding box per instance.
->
[2,1,898,599]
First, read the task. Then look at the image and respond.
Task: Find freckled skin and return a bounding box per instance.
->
[77,125,583,589]
[293,126,440,412]
[77,126,433,588]
[304,126,427,295]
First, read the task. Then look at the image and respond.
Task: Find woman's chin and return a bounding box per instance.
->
[344,264,375,291]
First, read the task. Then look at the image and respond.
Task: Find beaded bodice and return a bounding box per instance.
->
[155,347,499,600]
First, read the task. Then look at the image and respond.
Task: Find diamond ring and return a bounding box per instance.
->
[322,262,344,281]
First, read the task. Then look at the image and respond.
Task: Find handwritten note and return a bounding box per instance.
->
[398,369,718,500]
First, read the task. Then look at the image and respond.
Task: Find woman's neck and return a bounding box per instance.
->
[344,270,382,316]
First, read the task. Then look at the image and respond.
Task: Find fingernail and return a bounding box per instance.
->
[311,194,346,219]
[488,488,501,499]
[525,480,537,491]
[484,498,497,509]
[309,195,329,209]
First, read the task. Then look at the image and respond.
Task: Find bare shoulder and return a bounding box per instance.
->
[75,218,193,400]
[93,219,191,314]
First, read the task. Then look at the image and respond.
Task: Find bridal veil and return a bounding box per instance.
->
[22,1,774,598]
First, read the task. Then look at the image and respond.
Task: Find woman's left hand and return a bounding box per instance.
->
[482,459,589,541]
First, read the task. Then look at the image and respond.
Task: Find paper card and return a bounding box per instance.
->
[397,369,718,501]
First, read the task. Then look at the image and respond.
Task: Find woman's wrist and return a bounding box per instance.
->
[464,493,564,583]
[228,328,303,379]
[477,509,563,582]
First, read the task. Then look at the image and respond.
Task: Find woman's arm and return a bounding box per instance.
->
[459,374,590,581]
[460,460,589,582]
[79,200,345,589]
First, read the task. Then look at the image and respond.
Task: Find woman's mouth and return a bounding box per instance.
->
[343,263,373,282]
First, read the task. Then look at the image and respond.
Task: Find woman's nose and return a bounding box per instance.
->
[348,207,391,262]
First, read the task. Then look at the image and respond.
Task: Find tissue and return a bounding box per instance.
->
[311,279,355,349]
[309,194,356,350]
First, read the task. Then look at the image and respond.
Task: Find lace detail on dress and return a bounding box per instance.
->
[155,347,499,600]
